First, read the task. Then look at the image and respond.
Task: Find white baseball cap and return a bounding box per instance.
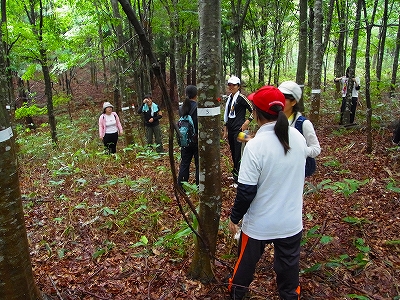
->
[278,81,302,101]
[228,76,241,85]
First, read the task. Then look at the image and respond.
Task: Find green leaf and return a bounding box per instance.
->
[320,235,334,245]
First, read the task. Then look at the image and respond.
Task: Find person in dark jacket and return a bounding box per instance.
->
[178,85,199,187]
[137,95,164,153]
[223,76,253,182]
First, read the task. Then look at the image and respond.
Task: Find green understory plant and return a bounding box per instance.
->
[323,178,369,198]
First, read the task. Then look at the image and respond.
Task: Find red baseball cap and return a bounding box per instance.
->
[251,86,285,115]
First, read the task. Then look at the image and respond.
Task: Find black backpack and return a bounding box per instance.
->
[177,105,196,147]
[294,115,316,177]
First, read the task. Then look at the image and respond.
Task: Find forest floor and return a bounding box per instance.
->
[17,68,400,299]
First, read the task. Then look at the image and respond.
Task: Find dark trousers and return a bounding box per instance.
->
[340,97,358,124]
[145,125,164,152]
[178,144,199,186]
[229,231,302,300]
[103,132,119,154]
[227,128,242,177]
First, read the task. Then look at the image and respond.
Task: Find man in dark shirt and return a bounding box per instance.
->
[223,76,253,182]
[137,95,164,153]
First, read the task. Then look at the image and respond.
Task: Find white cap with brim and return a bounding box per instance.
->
[103,102,113,110]
[278,81,302,101]
[228,76,241,85]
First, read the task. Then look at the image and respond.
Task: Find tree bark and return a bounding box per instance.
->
[296,0,308,113]
[375,0,388,87]
[362,0,378,153]
[390,16,400,97]
[188,0,222,283]
[230,0,251,79]
[342,0,362,125]
[310,0,323,124]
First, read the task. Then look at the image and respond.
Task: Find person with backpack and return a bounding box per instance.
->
[137,95,165,153]
[228,86,307,300]
[177,85,199,187]
[98,102,123,154]
[334,67,361,125]
[223,76,253,183]
[278,81,321,176]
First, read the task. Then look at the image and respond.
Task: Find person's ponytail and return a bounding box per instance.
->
[274,110,290,154]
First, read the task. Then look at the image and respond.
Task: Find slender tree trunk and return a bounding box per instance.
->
[390,16,400,97]
[342,0,362,125]
[310,0,323,124]
[40,51,58,144]
[188,0,222,283]
[307,5,314,88]
[333,0,346,78]
[111,0,136,145]
[296,0,308,112]
[375,0,388,88]
[362,0,378,153]
[191,30,197,85]
[230,0,251,78]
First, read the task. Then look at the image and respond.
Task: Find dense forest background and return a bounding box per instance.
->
[0,0,399,299]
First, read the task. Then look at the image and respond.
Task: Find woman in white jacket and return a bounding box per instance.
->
[278,81,321,159]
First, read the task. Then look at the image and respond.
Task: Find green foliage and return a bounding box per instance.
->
[384,239,400,246]
[301,225,334,247]
[92,240,115,259]
[53,93,71,107]
[303,179,332,195]
[323,179,369,198]
[15,102,47,119]
[385,178,400,193]
[346,295,369,300]
[181,181,199,195]
[322,157,341,167]
[342,216,371,226]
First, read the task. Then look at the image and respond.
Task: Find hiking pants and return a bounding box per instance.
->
[103,132,118,154]
[229,231,302,300]
[145,124,163,152]
[178,144,199,186]
[227,128,242,177]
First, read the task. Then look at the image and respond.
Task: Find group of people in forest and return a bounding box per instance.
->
[98,68,368,299]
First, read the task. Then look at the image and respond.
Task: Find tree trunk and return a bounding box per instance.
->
[390,15,400,97]
[40,51,58,145]
[307,5,314,88]
[111,0,136,145]
[230,0,251,78]
[375,0,388,88]
[296,0,308,113]
[0,22,44,300]
[310,0,323,124]
[188,0,222,283]
[362,0,378,153]
[342,0,362,125]
[333,0,347,94]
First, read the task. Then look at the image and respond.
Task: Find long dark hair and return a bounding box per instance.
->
[254,104,290,154]
[181,85,197,116]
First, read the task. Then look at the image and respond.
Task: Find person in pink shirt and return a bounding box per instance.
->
[98,102,123,154]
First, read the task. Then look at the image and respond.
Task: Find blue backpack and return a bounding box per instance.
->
[177,105,197,147]
[177,115,195,147]
[294,115,316,177]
